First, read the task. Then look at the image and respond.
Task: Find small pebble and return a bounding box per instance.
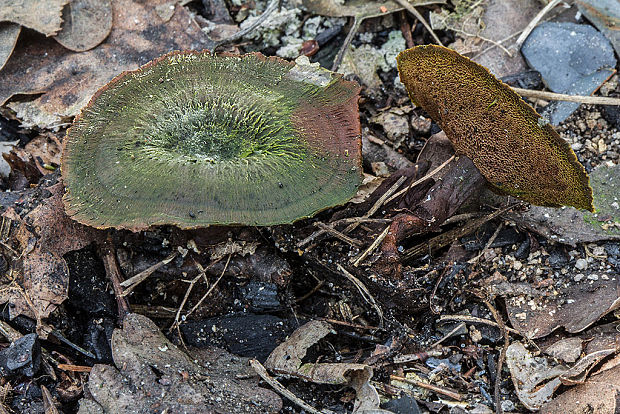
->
[574,273,584,282]
[513,260,523,271]
[575,258,588,270]
[587,274,599,281]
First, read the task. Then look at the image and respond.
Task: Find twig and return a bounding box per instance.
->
[384,155,456,205]
[120,252,178,296]
[343,175,408,234]
[250,359,326,414]
[100,244,131,321]
[402,205,516,262]
[317,317,379,331]
[430,322,466,348]
[332,18,361,71]
[295,280,325,303]
[514,0,563,50]
[337,264,383,327]
[56,364,92,373]
[481,298,510,414]
[512,87,620,106]
[213,0,280,51]
[41,385,59,414]
[438,314,520,335]
[393,0,443,46]
[467,222,503,264]
[184,255,231,320]
[315,222,363,248]
[352,225,390,266]
[390,375,462,400]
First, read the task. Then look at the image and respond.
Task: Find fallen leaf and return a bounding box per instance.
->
[78,313,282,414]
[508,163,620,246]
[0,0,213,129]
[506,276,620,339]
[506,341,567,410]
[0,22,19,71]
[303,0,444,20]
[53,0,113,52]
[0,0,69,36]
[543,337,584,363]
[0,182,101,320]
[540,364,620,414]
[265,320,381,413]
[470,0,541,77]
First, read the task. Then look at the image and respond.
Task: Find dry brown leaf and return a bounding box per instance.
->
[506,276,620,339]
[265,320,381,413]
[0,0,213,129]
[0,0,70,36]
[304,0,445,20]
[506,342,567,410]
[79,314,282,413]
[0,22,19,71]
[0,182,101,320]
[53,0,112,52]
[540,364,620,414]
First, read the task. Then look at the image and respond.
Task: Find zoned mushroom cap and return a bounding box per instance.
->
[62,51,362,230]
[397,45,594,212]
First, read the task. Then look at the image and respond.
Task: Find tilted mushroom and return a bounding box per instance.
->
[62,51,362,230]
[397,45,594,212]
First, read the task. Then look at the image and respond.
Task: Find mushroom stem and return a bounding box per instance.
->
[378,156,486,276]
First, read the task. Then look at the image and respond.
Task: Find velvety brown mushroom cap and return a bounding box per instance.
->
[62,51,362,230]
[397,45,593,212]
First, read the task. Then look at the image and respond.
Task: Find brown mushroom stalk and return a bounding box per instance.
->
[377,45,595,273]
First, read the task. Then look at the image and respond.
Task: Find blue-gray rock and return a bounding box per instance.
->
[521,22,616,125]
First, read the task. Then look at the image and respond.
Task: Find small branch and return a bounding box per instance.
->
[332,18,361,72]
[120,252,178,297]
[337,264,384,327]
[213,0,280,51]
[513,87,620,106]
[393,0,443,46]
[352,225,390,266]
[315,222,363,248]
[438,315,520,335]
[390,375,462,400]
[514,0,563,50]
[250,359,326,414]
[384,155,455,205]
[100,242,131,321]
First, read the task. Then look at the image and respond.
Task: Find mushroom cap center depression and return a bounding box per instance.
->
[62,52,362,229]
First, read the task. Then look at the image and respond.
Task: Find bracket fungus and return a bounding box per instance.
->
[62,51,362,230]
[397,45,594,212]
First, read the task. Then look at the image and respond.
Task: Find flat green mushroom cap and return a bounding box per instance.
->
[397,45,594,212]
[62,51,362,230]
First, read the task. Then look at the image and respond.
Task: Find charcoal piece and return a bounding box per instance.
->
[238,281,280,312]
[65,246,116,316]
[501,70,542,89]
[84,317,115,364]
[601,105,620,129]
[0,333,40,377]
[180,313,294,361]
[381,393,422,414]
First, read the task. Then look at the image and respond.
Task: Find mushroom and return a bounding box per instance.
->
[397,45,594,212]
[62,51,362,230]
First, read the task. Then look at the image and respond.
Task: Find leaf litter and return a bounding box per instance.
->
[0,0,619,412]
